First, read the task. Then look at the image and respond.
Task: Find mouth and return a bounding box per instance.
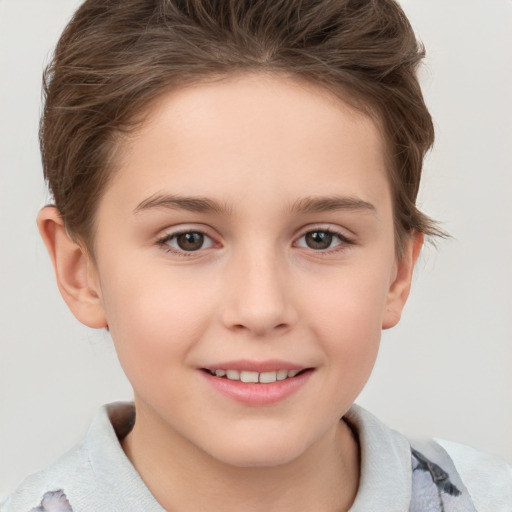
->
[199,360,314,405]
[202,368,309,384]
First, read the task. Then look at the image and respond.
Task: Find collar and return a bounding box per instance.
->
[86,402,412,511]
[345,404,412,511]
[85,402,164,511]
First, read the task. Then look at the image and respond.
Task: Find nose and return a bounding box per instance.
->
[219,249,298,337]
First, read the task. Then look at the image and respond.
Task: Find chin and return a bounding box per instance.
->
[204,432,313,469]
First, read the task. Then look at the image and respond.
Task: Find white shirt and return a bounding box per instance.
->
[2,403,510,511]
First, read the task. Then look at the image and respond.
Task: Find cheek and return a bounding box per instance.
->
[307,264,391,332]
[98,266,216,375]
[303,266,391,374]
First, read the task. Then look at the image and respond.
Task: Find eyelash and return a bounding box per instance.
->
[156,227,355,257]
[295,228,355,254]
[156,229,214,257]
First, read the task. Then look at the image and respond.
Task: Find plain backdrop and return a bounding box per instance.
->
[1,0,511,497]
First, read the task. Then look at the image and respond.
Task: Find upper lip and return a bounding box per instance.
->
[201,359,309,373]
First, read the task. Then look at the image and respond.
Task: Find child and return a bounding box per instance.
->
[2,0,510,511]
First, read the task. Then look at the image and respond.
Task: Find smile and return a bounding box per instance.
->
[201,367,312,406]
[204,368,303,383]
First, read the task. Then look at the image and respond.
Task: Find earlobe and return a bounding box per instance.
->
[382,233,423,330]
[37,206,108,329]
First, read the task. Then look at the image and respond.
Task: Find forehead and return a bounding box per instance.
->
[104,73,390,217]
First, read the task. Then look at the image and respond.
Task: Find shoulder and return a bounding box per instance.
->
[0,439,93,512]
[409,437,512,512]
[429,438,512,512]
[1,403,143,512]
[345,405,512,511]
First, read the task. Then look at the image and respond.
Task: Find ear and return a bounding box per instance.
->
[382,232,423,330]
[37,206,108,329]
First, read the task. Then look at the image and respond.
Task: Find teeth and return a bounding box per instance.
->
[226,369,240,380]
[277,369,288,381]
[259,371,277,383]
[208,368,303,383]
[240,371,259,383]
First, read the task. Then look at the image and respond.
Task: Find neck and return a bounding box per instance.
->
[121,402,360,512]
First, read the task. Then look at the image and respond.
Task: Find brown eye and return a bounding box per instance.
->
[175,232,205,251]
[304,231,334,250]
[295,229,351,252]
[158,230,215,255]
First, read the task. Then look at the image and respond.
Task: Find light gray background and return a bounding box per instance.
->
[1,0,511,497]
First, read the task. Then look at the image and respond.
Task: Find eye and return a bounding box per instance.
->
[295,229,352,251]
[158,230,215,253]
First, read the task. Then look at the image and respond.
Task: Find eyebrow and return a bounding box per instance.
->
[133,194,231,215]
[133,193,376,215]
[290,196,376,215]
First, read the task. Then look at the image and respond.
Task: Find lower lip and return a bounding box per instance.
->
[200,370,313,406]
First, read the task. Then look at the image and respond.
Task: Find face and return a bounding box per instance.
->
[83,74,415,467]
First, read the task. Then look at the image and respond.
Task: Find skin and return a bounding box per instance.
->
[38,73,422,511]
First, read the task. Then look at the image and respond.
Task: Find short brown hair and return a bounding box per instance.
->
[40,0,444,255]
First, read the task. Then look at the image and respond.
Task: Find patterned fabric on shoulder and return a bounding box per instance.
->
[28,490,73,512]
[409,447,478,512]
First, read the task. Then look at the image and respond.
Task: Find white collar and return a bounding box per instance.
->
[345,404,412,511]
[88,402,413,511]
